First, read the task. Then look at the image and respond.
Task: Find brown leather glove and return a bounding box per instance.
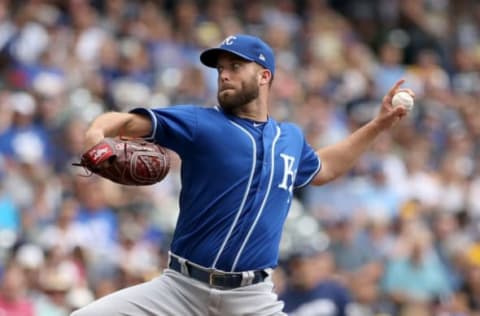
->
[74,138,170,186]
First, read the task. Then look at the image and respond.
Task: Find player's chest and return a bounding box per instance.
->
[203,125,302,190]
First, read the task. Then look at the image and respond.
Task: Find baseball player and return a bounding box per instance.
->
[71,34,413,316]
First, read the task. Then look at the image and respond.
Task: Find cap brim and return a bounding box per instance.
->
[200,48,254,68]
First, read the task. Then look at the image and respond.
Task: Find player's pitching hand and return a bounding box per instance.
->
[375,79,415,129]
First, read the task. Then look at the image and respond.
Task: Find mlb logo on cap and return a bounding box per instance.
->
[200,34,275,75]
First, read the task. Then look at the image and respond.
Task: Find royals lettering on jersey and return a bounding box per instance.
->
[130,105,321,272]
[278,153,296,194]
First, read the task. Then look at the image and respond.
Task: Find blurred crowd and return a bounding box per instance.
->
[0,0,480,315]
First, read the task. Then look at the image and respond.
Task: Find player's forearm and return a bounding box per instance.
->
[87,112,134,137]
[312,119,384,185]
[85,112,151,148]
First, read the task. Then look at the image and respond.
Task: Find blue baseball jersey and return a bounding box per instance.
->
[131,105,321,272]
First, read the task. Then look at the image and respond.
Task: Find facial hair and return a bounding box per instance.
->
[218,78,259,112]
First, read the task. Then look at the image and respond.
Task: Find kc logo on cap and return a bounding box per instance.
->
[200,34,275,75]
[222,35,237,46]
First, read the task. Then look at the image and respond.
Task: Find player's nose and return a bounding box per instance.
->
[218,68,232,82]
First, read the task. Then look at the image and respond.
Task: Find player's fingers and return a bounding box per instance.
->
[386,79,405,99]
[397,88,415,98]
[394,105,407,115]
[386,105,406,121]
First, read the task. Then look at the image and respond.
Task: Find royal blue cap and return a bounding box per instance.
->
[200,34,275,75]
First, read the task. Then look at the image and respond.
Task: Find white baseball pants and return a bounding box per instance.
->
[70,269,286,316]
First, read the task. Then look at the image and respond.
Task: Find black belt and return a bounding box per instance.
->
[168,255,268,289]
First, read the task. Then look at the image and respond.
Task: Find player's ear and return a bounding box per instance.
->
[258,69,271,86]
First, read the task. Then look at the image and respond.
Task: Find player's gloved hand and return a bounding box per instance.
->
[73,137,170,186]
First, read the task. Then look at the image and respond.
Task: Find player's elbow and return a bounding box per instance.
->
[124,113,153,138]
[310,166,339,186]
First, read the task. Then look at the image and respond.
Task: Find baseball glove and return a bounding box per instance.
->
[73,138,170,185]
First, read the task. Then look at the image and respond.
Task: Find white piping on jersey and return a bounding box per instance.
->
[231,125,281,271]
[211,120,257,269]
[295,155,322,189]
[144,109,158,141]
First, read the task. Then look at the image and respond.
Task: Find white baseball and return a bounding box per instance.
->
[392,91,414,111]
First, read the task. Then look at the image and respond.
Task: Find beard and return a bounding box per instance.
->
[217,79,259,112]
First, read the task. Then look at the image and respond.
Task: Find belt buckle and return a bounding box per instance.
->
[209,271,223,287]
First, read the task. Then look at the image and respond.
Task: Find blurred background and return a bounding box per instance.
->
[0,0,480,315]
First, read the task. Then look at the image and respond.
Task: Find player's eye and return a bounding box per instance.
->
[232,63,241,70]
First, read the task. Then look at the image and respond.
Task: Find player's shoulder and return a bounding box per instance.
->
[157,104,201,112]
[170,104,221,114]
[190,105,231,122]
[200,105,224,115]
[151,104,219,117]
[277,121,305,138]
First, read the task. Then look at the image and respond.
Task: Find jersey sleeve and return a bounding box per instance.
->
[294,138,321,189]
[129,105,198,157]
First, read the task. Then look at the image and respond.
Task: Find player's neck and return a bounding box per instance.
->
[232,96,268,122]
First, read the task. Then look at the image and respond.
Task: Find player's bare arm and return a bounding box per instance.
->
[84,112,152,149]
[311,79,415,186]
